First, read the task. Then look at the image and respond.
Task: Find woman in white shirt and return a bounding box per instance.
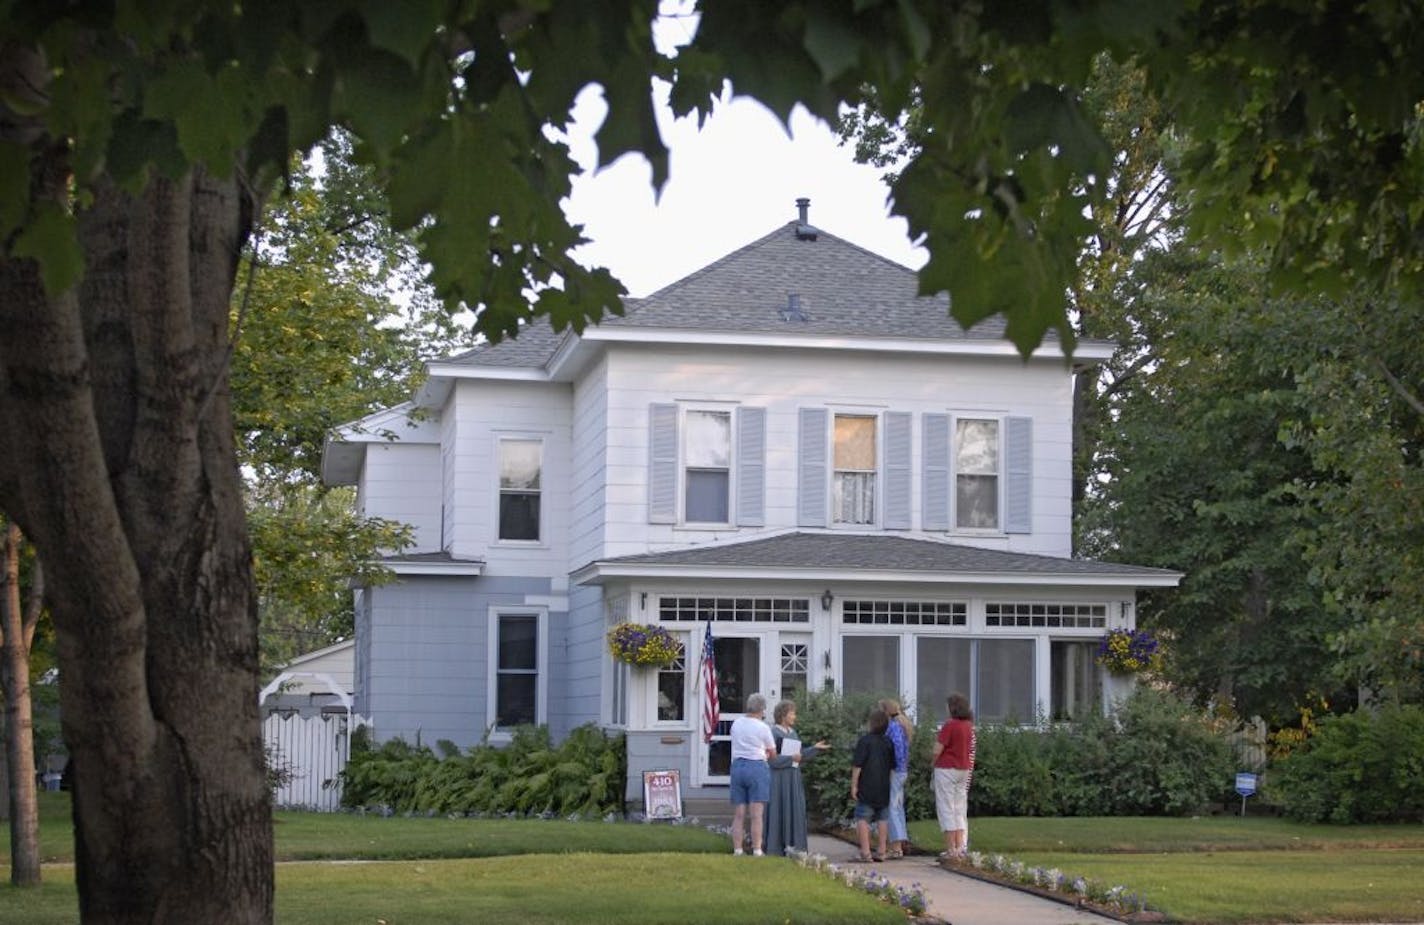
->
[728,692,777,855]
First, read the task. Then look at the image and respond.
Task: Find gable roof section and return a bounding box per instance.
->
[322,402,440,485]
[426,219,1114,379]
[572,531,1181,589]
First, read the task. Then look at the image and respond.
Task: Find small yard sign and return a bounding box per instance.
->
[642,769,682,822]
[1235,772,1258,815]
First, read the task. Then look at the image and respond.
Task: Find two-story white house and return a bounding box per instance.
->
[322,201,1181,805]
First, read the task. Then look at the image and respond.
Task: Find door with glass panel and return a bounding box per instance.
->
[701,631,810,784]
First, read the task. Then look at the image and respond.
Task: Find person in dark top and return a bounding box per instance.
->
[850,707,895,862]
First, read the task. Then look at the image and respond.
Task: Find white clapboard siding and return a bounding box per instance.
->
[263,712,371,811]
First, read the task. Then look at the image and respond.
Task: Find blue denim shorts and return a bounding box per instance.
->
[729,758,771,805]
[854,801,889,823]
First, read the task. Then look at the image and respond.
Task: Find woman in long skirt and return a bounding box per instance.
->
[763,699,830,856]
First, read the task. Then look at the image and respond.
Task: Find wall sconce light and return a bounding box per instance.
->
[820,589,834,611]
[823,650,832,670]
[640,592,648,609]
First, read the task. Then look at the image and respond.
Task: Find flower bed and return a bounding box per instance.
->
[951,851,1165,921]
[785,848,931,920]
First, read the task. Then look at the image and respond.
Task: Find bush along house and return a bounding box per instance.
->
[321,200,1182,810]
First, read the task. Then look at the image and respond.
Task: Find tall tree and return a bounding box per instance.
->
[1283,299,1424,704]
[5,3,1424,921]
[1080,249,1353,722]
[232,136,434,671]
[1,518,45,885]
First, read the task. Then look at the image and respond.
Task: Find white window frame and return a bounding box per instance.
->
[832,412,878,526]
[495,435,543,544]
[651,633,690,727]
[486,606,549,740]
[681,405,735,527]
[953,415,1002,532]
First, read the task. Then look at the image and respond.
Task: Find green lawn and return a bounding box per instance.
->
[3,796,900,925]
[906,816,1424,924]
[11,797,1424,924]
[1,856,907,925]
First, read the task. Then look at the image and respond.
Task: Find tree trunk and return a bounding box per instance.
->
[1,520,41,885]
[0,148,273,921]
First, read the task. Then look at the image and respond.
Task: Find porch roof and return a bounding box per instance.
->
[571,531,1181,589]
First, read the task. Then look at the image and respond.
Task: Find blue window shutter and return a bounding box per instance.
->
[797,408,828,527]
[736,406,766,526]
[922,413,950,531]
[1005,416,1033,534]
[884,412,912,529]
[648,403,678,524]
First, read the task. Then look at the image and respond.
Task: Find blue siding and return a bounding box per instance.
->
[364,574,558,749]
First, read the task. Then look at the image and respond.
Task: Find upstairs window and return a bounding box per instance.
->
[955,419,999,529]
[833,414,876,524]
[498,438,541,541]
[684,410,731,523]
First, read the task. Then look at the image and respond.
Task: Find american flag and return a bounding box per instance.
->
[700,621,719,744]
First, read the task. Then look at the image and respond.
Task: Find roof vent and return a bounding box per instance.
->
[795,197,818,240]
[780,292,807,322]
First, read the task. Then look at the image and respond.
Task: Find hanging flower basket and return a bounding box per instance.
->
[607,622,681,667]
[1096,628,1162,675]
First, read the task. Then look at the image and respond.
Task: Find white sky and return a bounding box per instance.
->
[560,7,926,299]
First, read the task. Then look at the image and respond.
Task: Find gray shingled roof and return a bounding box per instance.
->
[593,532,1178,579]
[440,219,1036,370]
[602,222,991,339]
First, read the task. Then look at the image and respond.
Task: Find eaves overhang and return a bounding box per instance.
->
[571,561,1183,589]
[409,329,1117,402]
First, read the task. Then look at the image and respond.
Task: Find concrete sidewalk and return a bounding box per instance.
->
[805,833,1119,925]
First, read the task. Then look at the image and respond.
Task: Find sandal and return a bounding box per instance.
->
[885,849,903,859]
[856,853,874,862]
[871,852,885,862]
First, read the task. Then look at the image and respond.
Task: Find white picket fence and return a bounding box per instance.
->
[263,711,370,811]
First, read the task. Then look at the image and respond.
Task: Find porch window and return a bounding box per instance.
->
[656,642,686,722]
[955,419,998,529]
[916,637,972,727]
[833,414,876,524]
[495,613,539,727]
[977,639,1035,723]
[780,643,809,701]
[1051,640,1103,720]
[498,438,541,541]
[916,637,1035,725]
[685,410,731,523]
[842,636,899,696]
[611,660,628,726]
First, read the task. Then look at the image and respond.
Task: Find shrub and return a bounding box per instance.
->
[1101,686,1237,815]
[793,686,1237,821]
[339,722,626,817]
[966,687,1236,817]
[792,688,940,826]
[1267,704,1424,823]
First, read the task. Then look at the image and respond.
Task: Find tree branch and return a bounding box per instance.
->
[1371,356,1424,419]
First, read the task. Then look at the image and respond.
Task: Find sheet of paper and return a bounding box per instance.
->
[781,738,801,757]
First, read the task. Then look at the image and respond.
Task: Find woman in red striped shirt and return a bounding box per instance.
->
[931,691,976,859]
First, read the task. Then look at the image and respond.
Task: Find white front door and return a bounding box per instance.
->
[700,630,812,784]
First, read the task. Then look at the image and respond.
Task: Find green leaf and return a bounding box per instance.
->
[358,0,445,66]
[11,203,84,295]
[332,46,423,161]
[0,140,30,238]
[1005,83,1111,177]
[803,7,862,82]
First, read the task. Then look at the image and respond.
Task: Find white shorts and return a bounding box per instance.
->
[933,767,970,832]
